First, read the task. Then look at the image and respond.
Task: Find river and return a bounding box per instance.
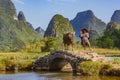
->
[0,71,120,80]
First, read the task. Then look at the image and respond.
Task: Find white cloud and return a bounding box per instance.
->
[12,0,24,4]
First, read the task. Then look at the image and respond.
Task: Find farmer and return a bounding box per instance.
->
[80,28,92,51]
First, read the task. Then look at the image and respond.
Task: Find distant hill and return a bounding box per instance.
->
[70,10,106,39]
[111,10,120,24]
[44,14,74,38]
[106,22,120,33]
[0,0,40,51]
[35,27,45,37]
[106,10,120,33]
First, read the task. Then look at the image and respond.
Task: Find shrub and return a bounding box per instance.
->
[41,38,60,52]
[96,29,120,49]
[11,38,25,52]
[1,58,18,71]
[78,61,113,76]
[113,58,120,64]
[78,61,102,76]
[22,39,42,53]
[97,37,114,49]
[0,61,5,71]
[100,63,113,75]
[18,60,33,70]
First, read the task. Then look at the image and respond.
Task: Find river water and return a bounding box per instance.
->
[0,71,120,80]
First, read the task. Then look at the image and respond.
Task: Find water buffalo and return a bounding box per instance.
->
[63,32,75,50]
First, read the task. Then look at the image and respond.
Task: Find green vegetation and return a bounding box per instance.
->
[18,60,33,70]
[0,61,5,71]
[113,58,120,64]
[41,38,61,52]
[0,0,40,52]
[78,61,113,76]
[0,52,49,60]
[22,39,42,53]
[78,61,120,76]
[0,52,49,71]
[93,48,120,56]
[96,29,120,49]
[96,36,114,49]
[1,58,18,71]
[44,14,74,51]
[78,61,102,76]
[0,0,16,17]
[21,37,64,53]
[95,22,120,49]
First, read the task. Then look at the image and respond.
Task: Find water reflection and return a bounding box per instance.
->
[0,71,120,80]
[48,72,120,80]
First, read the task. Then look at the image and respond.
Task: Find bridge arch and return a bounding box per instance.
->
[33,50,88,74]
[33,50,109,75]
[49,57,70,71]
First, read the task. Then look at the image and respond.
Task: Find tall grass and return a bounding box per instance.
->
[78,61,113,76]
[0,52,49,60]
[93,48,120,54]
[0,52,49,71]
[78,61,102,76]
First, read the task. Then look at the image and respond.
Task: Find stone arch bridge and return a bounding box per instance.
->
[33,50,91,74]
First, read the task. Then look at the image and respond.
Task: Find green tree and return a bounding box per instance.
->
[96,29,120,49]
[97,36,114,49]
[111,29,120,48]
[41,38,60,52]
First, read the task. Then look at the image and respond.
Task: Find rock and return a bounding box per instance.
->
[111,10,120,24]
[18,11,26,21]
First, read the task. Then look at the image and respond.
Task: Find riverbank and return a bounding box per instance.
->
[0,52,49,71]
[78,61,120,76]
[75,49,120,76]
[0,48,120,76]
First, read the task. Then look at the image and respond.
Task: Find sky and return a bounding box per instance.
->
[12,0,120,30]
